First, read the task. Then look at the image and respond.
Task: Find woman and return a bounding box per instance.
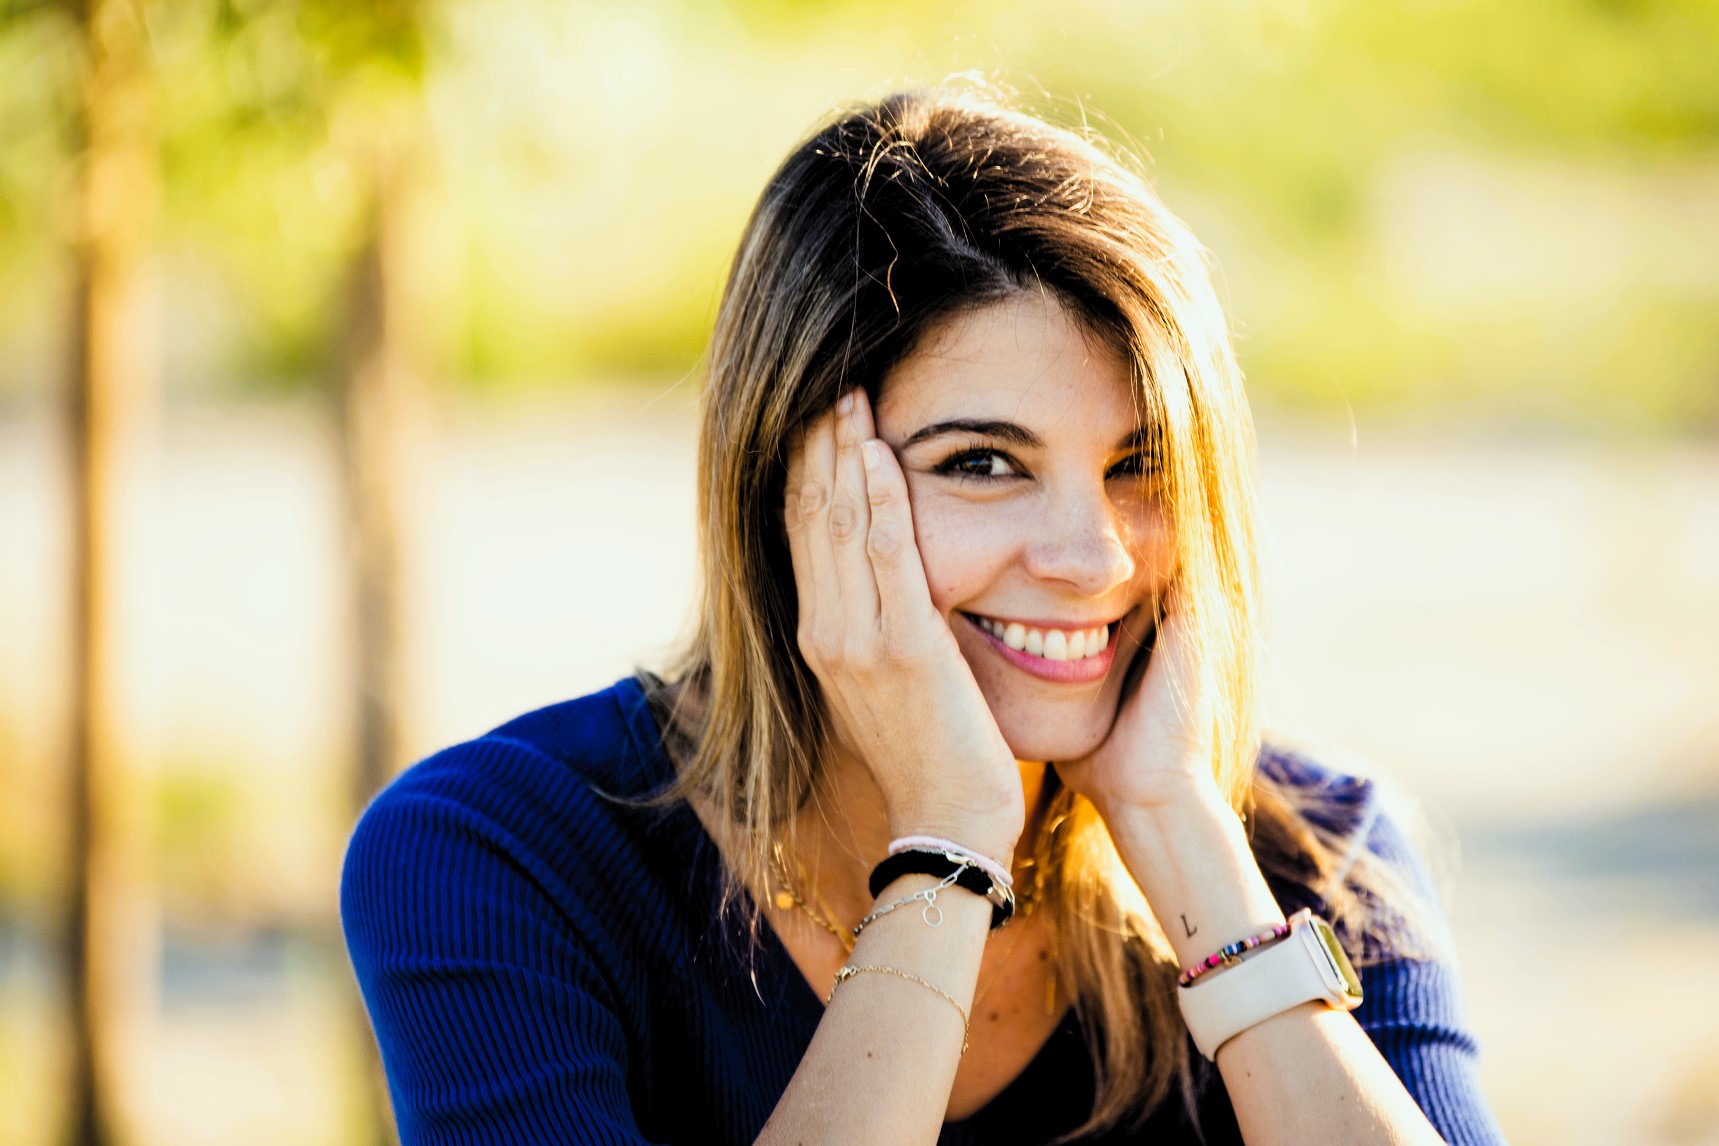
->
[342,86,1506,1144]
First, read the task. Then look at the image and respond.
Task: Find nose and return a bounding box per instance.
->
[1020,487,1136,597]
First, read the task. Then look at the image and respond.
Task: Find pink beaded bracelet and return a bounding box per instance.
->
[1177,915,1294,988]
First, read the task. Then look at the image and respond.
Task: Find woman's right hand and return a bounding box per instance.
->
[784,387,1025,864]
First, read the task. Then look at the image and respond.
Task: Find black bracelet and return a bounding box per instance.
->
[868,850,1015,930]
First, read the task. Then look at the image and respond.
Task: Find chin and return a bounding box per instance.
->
[989,701,1118,765]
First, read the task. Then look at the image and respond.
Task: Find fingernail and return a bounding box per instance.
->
[860,440,880,470]
[838,391,854,417]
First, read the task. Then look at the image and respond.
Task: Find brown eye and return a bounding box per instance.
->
[1106,451,1157,480]
[935,448,1022,481]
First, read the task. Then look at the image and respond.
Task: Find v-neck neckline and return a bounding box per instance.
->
[752,911,1086,1131]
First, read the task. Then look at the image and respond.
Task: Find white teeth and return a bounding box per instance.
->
[977,616,1114,661]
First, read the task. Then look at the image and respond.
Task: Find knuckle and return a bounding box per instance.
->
[796,618,826,652]
[866,524,903,561]
[828,501,862,541]
[866,480,896,508]
[820,638,849,671]
[800,619,837,661]
[798,483,830,519]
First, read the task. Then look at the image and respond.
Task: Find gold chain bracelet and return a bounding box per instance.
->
[828,964,970,1054]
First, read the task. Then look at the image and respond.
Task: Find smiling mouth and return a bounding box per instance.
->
[959,612,1125,685]
[962,614,1113,661]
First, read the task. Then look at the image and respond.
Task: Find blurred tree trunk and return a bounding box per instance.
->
[63,0,157,1144]
[334,116,428,1146]
[339,119,416,822]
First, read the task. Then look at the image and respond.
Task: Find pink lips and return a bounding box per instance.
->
[963,614,1117,684]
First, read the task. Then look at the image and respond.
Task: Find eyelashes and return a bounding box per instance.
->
[930,443,1160,484]
[933,447,1021,481]
[1105,450,1159,479]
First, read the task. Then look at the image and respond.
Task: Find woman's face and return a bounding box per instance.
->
[874,291,1175,764]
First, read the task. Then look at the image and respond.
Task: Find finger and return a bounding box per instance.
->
[831,389,881,624]
[789,410,842,655]
[860,436,941,644]
[782,438,818,645]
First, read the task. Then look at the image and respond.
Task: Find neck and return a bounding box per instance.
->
[791,739,1048,925]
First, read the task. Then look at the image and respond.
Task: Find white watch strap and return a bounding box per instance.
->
[1176,916,1355,1061]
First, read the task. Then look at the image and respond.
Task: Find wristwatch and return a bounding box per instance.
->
[1176,908,1364,1061]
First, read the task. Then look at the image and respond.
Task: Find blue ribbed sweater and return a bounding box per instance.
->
[341,677,1508,1144]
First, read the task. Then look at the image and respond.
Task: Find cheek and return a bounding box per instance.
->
[1122,501,1176,581]
[905,492,1020,614]
[912,516,998,614]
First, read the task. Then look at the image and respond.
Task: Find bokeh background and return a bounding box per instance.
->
[3,0,1718,1143]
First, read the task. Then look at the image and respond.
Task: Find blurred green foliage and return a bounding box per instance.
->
[1,0,1716,429]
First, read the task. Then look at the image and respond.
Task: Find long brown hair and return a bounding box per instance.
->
[634,83,1450,1140]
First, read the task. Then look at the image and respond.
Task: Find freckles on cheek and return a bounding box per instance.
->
[916,551,965,617]
[906,500,1000,616]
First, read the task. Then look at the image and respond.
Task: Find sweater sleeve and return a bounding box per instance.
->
[1347,802,1510,1146]
[340,749,658,1146]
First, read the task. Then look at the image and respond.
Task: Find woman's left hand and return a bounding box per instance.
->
[1052,587,1227,820]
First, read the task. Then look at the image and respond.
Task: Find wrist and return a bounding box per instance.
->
[885,807,1021,870]
[1101,791,1284,970]
[1088,769,1228,827]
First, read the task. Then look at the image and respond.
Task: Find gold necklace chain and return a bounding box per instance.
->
[770,843,856,953]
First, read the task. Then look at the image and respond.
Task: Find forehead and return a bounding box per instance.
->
[874,292,1137,440]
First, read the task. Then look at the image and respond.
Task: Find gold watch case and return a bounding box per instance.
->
[1301,910,1365,1008]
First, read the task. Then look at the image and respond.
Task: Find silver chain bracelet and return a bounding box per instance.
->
[853,869,962,937]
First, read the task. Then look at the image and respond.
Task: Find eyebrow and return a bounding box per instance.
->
[903,419,1041,449]
[902,418,1152,453]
